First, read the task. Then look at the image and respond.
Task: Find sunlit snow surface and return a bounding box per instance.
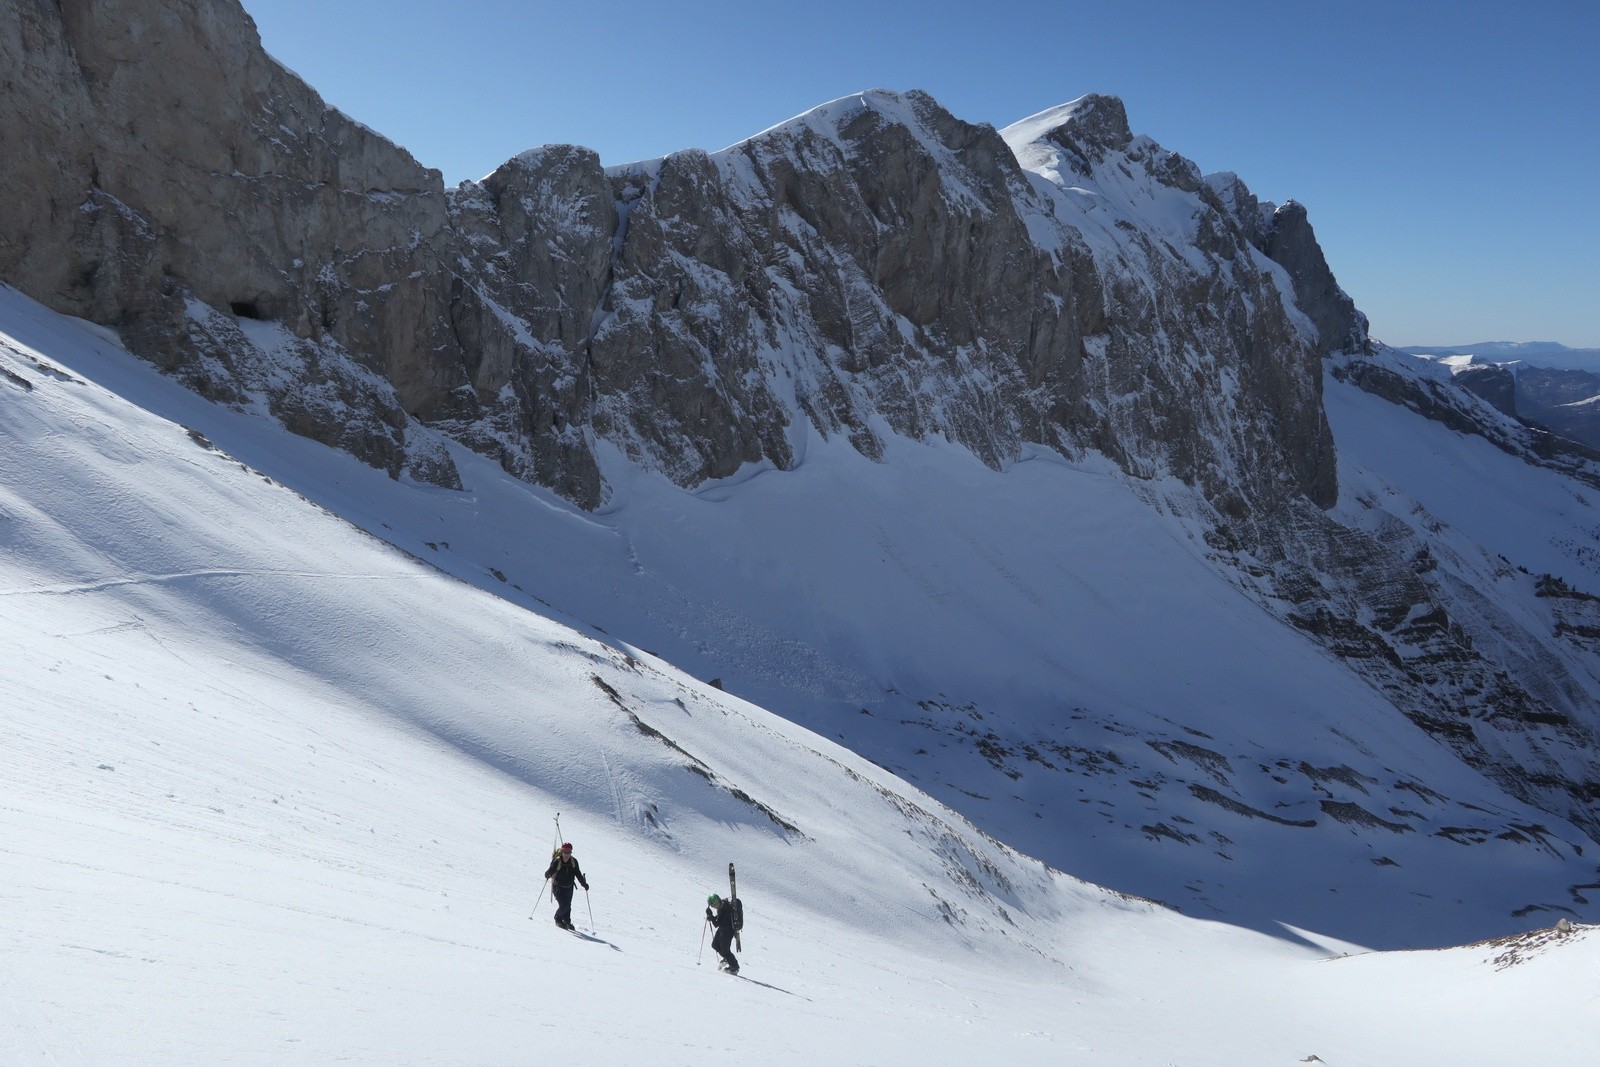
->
[3,286,1598,1064]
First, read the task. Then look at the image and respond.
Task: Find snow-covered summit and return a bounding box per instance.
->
[736,87,945,152]
[1002,92,1142,160]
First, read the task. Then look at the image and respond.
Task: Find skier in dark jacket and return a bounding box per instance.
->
[543,843,588,930]
[705,893,739,973]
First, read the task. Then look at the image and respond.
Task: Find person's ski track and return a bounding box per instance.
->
[0,570,431,602]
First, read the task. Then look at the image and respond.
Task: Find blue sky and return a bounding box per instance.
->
[244,0,1598,348]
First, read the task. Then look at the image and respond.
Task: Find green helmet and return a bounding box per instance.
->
[707,894,720,905]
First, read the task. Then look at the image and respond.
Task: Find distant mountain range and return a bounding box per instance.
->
[1401,342,1600,371]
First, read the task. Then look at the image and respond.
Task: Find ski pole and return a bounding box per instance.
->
[584,886,595,930]
[697,914,708,964]
[530,876,551,919]
[530,812,562,920]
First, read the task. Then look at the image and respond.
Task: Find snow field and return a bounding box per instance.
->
[4,287,1599,1063]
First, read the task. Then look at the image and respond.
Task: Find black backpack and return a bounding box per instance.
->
[730,896,744,931]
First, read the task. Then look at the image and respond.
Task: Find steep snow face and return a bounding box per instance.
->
[1320,346,1600,824]
[0,285,1096,1047]
[8,287,1600,1067]
[0,288,1079,955]
[8,280,1595,950]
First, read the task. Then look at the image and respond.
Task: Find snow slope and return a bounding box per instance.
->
[9,226,1600,951]
[4,289,1600,1064]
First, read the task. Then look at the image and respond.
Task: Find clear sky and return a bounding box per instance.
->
[242,0,1598,348]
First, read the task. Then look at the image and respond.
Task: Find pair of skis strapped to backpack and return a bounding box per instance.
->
[728,862,743,951]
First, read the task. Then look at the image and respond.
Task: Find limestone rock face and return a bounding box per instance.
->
[1259,201,1368,361]
[1004,94,1341,511]
[443,146,620,505]
[1,0,1357,518]
[578,92,1057,488]
[1,0,466,483]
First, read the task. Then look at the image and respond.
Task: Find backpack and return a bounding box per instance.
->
[730,896,744,932]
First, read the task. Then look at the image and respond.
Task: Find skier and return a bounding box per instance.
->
[705,893,739,973]
[543,842,589,930]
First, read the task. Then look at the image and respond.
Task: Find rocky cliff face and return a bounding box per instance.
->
[1,1,1352,517]
[1,0,469,481]
[7,0,1600,912]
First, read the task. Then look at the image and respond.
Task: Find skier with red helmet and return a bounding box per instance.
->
[543,843,589,930]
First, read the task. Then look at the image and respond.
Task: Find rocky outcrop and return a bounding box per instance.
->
[1412,352,1600,454]
[1258,201,1368,361]
[442,145,620,505]
[1,0,465,482]
[576,92,1059,487]
[1005,94,1341,510]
